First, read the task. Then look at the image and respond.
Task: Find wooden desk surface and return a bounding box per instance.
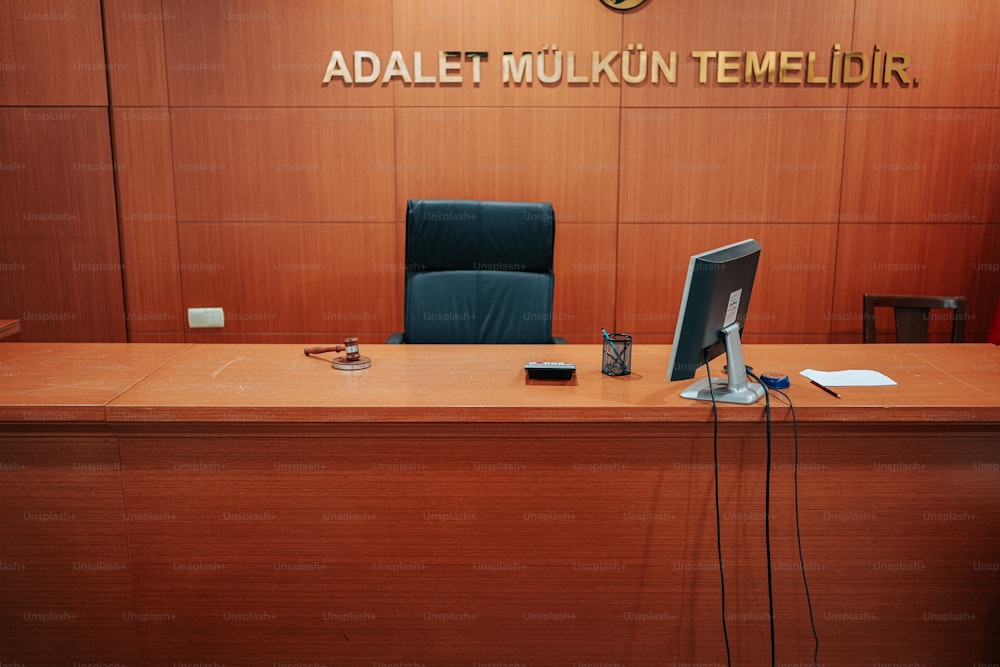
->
[0,343,190,421]
[0,342,997,424]
[93,342,1000,424]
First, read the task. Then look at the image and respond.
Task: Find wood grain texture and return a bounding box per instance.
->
[0,108,126,342]
[176,222,400,340]
[0,434,139,665]
[553,222,618,340]
[113,107,184,338]
[0,0,107,105]
[93,343,1000,424]
[619,108,846,224]
[102,0,170,105]
[850,0,1000,108]
[839,108,1000,224]
[616,224,839,339]
[394,107,620,224]
[117,430,729,664]
[161,0,394,107]
[0,343,189,421]
[129,331,187,343]
[111,426,1000,665]
[170,108,396,224]
[0,342,998,664]
[8,1,1000,346]
[831,224,1000,342]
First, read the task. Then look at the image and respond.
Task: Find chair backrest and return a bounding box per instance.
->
[862,293,967,343]
[401,199,556,344]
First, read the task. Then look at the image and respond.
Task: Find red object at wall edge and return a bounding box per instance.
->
[989,298,1000,345]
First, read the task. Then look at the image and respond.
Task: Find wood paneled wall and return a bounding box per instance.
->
[0,0,124,342]
[2,0,999,343]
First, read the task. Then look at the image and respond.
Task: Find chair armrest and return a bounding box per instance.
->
[386,333,405,344]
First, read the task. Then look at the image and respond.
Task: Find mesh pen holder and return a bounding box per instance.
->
[601,333,632,376]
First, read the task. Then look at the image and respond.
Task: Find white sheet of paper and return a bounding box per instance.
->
[800,369,897,387]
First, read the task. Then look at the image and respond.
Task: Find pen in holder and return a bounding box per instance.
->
[601,329,632,376]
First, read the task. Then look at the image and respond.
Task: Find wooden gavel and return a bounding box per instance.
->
[304,336,361,362]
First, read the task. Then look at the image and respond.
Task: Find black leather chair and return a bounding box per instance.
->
[388,199,566,344]
[862,293,967,343]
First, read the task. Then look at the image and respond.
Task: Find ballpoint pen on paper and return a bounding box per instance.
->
[809,379,842,399]
[601,328,629,374]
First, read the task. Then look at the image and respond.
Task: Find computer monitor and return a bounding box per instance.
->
[666,238,765,405]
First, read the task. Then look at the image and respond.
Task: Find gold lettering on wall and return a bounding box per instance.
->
[322,45,917,88]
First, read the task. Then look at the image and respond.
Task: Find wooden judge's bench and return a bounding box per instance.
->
[1,342,998,666]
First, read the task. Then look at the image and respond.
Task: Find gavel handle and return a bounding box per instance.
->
[304,345,345,356]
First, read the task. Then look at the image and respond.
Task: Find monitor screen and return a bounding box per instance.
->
[666,239,764,404]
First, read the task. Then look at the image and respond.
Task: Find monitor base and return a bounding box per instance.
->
[680,376,766,405]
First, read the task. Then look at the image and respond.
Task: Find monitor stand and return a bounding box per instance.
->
[680,323,765,405]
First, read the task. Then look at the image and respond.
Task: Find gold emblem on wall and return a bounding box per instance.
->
[600,0,649,10]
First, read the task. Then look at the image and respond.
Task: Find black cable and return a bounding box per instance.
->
[746,371,776,667]
[705,361,732,667]
[770,386,820,667]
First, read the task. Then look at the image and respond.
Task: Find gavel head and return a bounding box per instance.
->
[343,337,361,362]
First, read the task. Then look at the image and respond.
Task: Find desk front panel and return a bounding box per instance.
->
[0,431,138,665]
[113,421,1000,666]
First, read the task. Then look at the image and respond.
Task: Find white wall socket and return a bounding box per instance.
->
[187,307,225,328]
